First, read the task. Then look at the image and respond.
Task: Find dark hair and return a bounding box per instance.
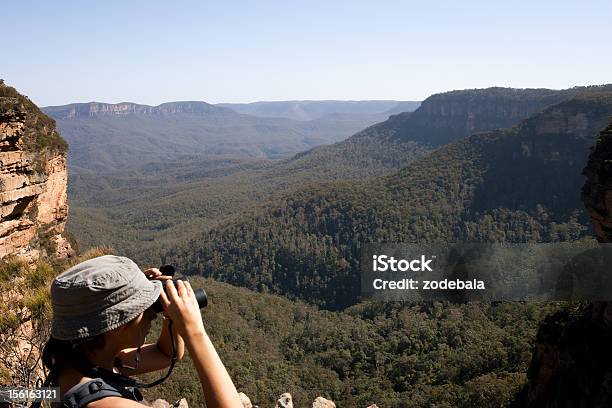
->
[41,335,106,384]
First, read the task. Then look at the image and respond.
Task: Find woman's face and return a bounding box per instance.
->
[124,307,157,347]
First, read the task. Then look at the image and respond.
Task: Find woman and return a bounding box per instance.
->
[41,255,243,408]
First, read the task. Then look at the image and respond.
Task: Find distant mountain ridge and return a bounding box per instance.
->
[43,101,391,172]
[43,100,235,119]
[217,100,421,121]
[45,100,422,122]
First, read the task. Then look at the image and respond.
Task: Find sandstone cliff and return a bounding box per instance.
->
[43,100,233,119]
[278,86,612,183]
[0,80,73,262]
[387,86,612,146]
[513,120,612,407]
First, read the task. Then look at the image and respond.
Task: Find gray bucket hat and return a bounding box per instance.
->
[51,255,162,340]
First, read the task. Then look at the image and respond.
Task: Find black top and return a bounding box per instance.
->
[58,377,143,408]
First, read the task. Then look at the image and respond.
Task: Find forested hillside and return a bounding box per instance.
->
[162,92,612,309]
[65,87,605,261]
[142,277,566,408]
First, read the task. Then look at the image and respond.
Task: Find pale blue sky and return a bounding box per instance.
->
[4,0,612,106]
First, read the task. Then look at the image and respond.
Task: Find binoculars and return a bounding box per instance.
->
[152,265,208,313]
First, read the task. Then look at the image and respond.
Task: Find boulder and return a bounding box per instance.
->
[312,396,336,408]
[275,393,293,408]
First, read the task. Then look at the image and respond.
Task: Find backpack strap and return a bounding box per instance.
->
[60,378,142,408]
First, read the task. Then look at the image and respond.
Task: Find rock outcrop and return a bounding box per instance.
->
[387,86,603,146]
[271,393,337,408]
[239,392,253,408]
[278,86,612,186]
[148,398,189,408]
[312,396,336,408]
[582,119,612,243]
[514,120,612,407]
[0,80,73,262]
[275,393,293,408]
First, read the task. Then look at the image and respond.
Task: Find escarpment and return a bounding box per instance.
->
[279,86,612,182]
[43,100,230,119]
[514,120,612,408]
[582,119,612,242]
[0,80,73,262]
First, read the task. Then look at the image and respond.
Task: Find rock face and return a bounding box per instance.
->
[516,303,612,408]
[582,120,612,243]
[467,92,612,220]
[274,87,608,189]
[43,100,232,119]
[388,86,594,146]
[515,120,612,407]
[0,80,73,262]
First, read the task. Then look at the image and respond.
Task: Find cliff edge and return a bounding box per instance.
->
[514,120,612,407]
[0,80,73,262]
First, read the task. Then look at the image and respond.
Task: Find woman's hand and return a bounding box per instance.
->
[143,267,173,281]
[158,279,206,339]
[159,280,243,408]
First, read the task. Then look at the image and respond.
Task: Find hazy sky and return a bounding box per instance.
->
[4,0,612,106]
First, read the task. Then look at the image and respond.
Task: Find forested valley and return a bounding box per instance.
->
[36,85,612,406]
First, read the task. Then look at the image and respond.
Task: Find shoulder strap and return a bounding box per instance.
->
[60,378,141,408]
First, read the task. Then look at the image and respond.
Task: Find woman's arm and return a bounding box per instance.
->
[183,330,242,408]
[115,317,185,376]
[160,279,243,408]
[156,316,186,360]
